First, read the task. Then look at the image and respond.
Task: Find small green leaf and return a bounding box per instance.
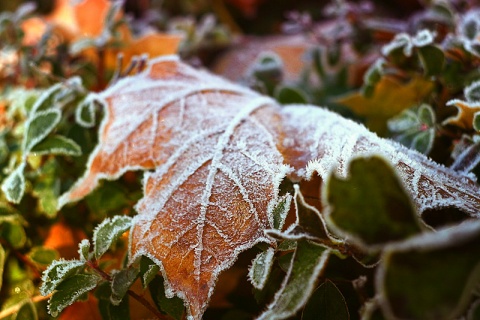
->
[466,80,480,102]
[40,259,85,296]
[23,109,61,153]
[110,266,140,305]
[418,45,445,76]
[1,163,26,204]
[14,300,38,320]
[325,156,424,249]
[302,280,349,320]
[30,84,63,113]
[473,111,480,131]
[378,220,480,320]
[78,239,91,261]
[32,159,60,217]
[28,246,59,267]
[257,240,330,320]
[272,194,292,230]
[75,96,100,128]
[139,256,160,289]
[48,273,101,317]
[249,247,275,290]
[149,275,185,320]
[275,86,308,104]
[0,221,27,249]
[93,216,132,259]
[30,135,82,156]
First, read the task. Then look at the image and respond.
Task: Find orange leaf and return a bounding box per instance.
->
[59,56,480,319]
[44,222,87,259]
[443,99,480,129]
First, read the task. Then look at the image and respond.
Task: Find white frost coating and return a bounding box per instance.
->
[248,247,275,290]
[279,104,480,216]
[23,108,62,153]
[40,259,85,296]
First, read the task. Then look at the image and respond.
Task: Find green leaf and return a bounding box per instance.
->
[466,80,480,102]
[75,95,100,128]
[249,247,275,290]
[325,156,424,249]
[377,220,480,320]
[32,159,60,217]
[30,84,63,113]
[149,275,185,320]
[257,240,330,320]
[28,246,59,267]
[40,259,85,296]
[93,216,132,259]
[23,109,61,153]
[139,256,160,289]
[14,300,38,320]
[272,194,292,230]
[302,279,349,320]
[30,135,82,156]
[418,45,445,76]
[110,266,140,305]
[48,273,101,317]
[275,86,308,104]
[0,221,27,249]
[95,281,131,320]
[78,239,91,261]
[473,111,480,131]
[1,163,26,204]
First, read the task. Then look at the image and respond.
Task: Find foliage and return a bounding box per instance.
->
[0,1,479,320]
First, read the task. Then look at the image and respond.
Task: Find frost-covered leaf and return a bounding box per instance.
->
[139,256,160,289]
[149,275,185,320]
[257,240,330,320]
[40,259,85,296]
[272,194,292,230]
[48,273,101,317]
[23,109,61,153]
[110,266,139,305]
[78,239,90,261]
[93,216,131,259]
[337,76,434,133]
[466,81,480,102]
[30,84,63,113]
[324,156,424,249]
[58,56,480,319]
[249,247,275,290]
[1,163,25,204]
[302,279,349,320]
[75,95,100,128]
[377,220,480,320]
[30,135,82,156]
[444,99,480,129]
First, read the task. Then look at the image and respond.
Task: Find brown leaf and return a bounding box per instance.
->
[60,56,480,319]
[442,99,480,129]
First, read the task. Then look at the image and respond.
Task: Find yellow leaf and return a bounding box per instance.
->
[337,76,434,133]
[442,99,480,130]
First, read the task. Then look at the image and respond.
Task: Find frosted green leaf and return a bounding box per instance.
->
[30,135,82,156]
[75,96,100,128]
[110,266,140,305]
[78,239,91,261]
[40,259,85,296]
[93,216,132,259]
[377,220,480,320]
[23,109,61,153]
[14,300,37,320]
[28,246,59,267]
[325,156,424,250]
[30,84,63,113]
[302,279,349,320]
[1,163,25,204]
[249,247,275,290]
[272,194,292,230]
[466,80,480,102]
[139,256,160,289]
[473,111,480,131]
[48,273,101,317]
[257,240,330,320]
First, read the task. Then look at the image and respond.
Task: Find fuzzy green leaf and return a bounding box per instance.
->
[378,220,480,320]
[149,275,185,320]
[15,300,38,320]
[139,256,160,289]
[1,164,25,204]
[302,279,349,320]
[28,246,59,267]
[275,86,308,104]
[466,81,480,102]
[48,273,101,317]
[257,240,330,320]
[78,239,91,261]
[249,247,275,290]
[75,96,99,128]
[93,216,132,259]
[40,259,85,296]
[325,156,423,249]
[272,194,292,230]
[30,135,82,156]
[110,266,139,306]
[30,84,63,113]
[23,109,61,153]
